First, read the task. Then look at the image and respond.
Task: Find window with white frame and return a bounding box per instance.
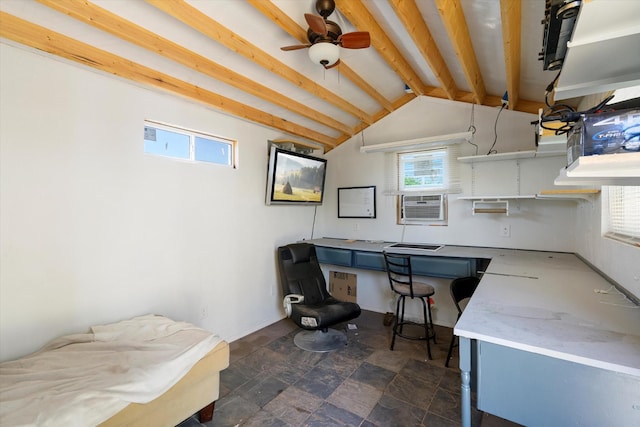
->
[399,149,447,192]
[395,146,461,194]
[143,121,236,167]
[388,145,460,224]
[605,186,640,245]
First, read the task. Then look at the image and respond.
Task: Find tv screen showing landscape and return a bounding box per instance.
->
[266,146,327,205]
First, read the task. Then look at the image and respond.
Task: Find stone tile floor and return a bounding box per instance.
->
[179,310,520,427]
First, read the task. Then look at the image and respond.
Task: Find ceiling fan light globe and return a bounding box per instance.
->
[308,43,339,67]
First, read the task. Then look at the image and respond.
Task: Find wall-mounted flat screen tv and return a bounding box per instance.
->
[266,146,327,205]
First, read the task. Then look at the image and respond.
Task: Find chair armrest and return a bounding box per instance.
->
[283,294,304,317]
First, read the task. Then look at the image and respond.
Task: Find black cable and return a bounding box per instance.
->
[467,102,479,155]
[544,71,562,108]
[310,205,318,239]
[486,104,506,155]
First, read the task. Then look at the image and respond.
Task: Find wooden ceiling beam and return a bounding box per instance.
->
[36,0,352,137]
[146,0,372,126]
[455,92,543,114]
[388,0,457,100]
[500,0,521,110]
[0,12,337,148]
[434,0,487,104]
[245,0,308,43]
[248,0,394,113]
[334,0,428,97]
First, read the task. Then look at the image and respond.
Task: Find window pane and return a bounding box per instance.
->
[400,150,446,191]
[144,126,190,159]
[194,136,231,165]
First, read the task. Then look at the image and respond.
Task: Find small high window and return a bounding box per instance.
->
[144,121,236,167]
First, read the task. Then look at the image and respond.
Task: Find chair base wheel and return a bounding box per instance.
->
[294,329,347,352]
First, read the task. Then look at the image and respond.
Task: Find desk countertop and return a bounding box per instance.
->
[307,238,640,376]
[456,250,640,376]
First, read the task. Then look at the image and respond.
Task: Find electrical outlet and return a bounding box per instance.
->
[355,223,360,231]
[200,305,209,319]
[500,224,511,237]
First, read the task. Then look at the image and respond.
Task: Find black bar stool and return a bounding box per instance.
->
[383,252,437,360]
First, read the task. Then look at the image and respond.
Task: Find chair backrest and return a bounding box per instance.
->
[277,243,331,305]
[450,276,480,316]
[383,252,416,298]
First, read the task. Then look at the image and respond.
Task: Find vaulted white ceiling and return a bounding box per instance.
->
[0,0,562,151]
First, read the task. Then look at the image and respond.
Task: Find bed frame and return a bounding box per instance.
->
[99,340,229,426]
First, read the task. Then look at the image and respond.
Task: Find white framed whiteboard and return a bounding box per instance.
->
[338,186,376,218]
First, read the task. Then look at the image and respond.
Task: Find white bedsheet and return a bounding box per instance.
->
[0,315,222,426]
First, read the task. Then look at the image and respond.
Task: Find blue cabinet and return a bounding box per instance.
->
[410,256,475,278]
[476,341,640,426]
[315,246,478,278]
[315,246,353,267]
[353,251,386,271]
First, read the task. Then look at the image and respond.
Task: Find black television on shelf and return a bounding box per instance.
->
[266,146,327,205]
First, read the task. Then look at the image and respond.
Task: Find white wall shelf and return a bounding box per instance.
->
[554,1,640,100]
[554,153,640,186]
[566,153,640,178]
[536,189,600,201]
[458,190,598,215]
[458,196,536,201]
[554,167,640,186]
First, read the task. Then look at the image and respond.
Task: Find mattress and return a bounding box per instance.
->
[0,315,227,426]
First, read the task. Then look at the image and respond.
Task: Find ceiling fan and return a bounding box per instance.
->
[280,0,371,69]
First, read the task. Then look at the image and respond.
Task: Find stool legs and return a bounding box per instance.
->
[390,294,436,360]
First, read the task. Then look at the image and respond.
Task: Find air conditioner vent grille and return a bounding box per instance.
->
[402,194,445,222]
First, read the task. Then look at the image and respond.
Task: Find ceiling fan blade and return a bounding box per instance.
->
[324,59,341,70]
[280,44,311,51]
[339,32,371,49]
[305,13,327,35]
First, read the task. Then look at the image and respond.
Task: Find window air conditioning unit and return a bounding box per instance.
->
[401,194,445,222]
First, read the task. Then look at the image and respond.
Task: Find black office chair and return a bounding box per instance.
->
[383,252,436,360]
[445,276,480,367]
[277,243,361,352]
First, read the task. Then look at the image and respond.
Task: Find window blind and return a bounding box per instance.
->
[383,145,461,196]
[606,186,640,245]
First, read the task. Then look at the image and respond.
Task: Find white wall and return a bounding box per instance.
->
[317,97,578,251]
[574,192,640,299]
[315,97,584,325]
[0,44,316,361]
[571,93,640,299]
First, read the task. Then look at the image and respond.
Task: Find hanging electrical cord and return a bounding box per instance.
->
[538,70,619,136]
[486,104,506,155]
[310,205,318,239]
[467,102,479,155]
[538,71,577,135]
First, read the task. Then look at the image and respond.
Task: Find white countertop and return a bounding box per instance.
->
[456,250,640,377]
[307,237,507,259]
[307,238,640,376]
